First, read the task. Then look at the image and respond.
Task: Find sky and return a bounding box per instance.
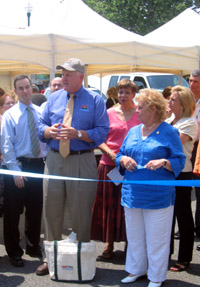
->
[0,0,64,28]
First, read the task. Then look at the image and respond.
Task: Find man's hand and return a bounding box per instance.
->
[14,176,28,189]
[45,124,93,143]
[59,125,77,140]
[44,123,62,139]
[48,124,77,140]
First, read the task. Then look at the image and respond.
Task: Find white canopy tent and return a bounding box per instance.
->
[0,0,144,79]
[145,8,200,70]
[0,1,199,88]
[145,8,200,46]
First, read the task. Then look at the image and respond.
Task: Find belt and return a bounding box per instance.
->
[17,157,44,163]
[51,148,92,155]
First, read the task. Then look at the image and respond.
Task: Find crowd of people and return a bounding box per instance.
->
[0,59,200,287]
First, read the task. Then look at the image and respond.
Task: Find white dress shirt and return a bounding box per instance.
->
[1,101,47,171]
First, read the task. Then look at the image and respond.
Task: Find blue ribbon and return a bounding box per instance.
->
[0,169,200,187]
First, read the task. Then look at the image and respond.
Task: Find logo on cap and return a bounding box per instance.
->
[56,58,85,74]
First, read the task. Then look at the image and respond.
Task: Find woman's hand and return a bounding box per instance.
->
[145,159,166,171]
[98,143,116,163]
[107,150,116,163]
[120,156,137,172]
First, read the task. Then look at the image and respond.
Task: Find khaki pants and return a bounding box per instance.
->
[43,149,98,242]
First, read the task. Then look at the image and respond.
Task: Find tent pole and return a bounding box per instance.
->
[9,72,13,89]
[49,34,55,81]
[179,71,183,85]
[100,73,103,95]
[50,69,55,82]
[84,65,88,87]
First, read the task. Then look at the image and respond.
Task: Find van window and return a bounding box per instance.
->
[146,75,189,90]
[133,76,147,90]
[119,76,131,81]
[109,76,119,89]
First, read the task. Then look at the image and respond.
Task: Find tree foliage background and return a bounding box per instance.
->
[83,0,200,35]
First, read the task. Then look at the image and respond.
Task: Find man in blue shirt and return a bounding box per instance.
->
[1,75,47,267]
[36,58,109,276]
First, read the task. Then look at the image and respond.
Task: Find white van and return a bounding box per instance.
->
[101,72,189,96]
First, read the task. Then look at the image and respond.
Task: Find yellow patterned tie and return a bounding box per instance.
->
[59,94,74,158]
[27,107,40,157]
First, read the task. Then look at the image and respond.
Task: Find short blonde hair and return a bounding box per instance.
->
[171,85,196,117]
[136,88,167,121]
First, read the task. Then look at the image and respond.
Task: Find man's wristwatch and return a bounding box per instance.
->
[77,130,82,138]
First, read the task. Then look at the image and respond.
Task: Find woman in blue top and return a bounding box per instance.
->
[116,89,185,287]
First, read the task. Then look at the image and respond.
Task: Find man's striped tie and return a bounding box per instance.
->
[27,107,40,157]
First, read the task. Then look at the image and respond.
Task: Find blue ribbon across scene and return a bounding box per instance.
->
[0,169,200,187]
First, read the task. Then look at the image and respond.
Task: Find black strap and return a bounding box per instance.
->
[54,240,58,281]
[77,241,82,281]
[111,97,117,104]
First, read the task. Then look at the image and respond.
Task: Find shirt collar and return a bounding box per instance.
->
[18,100,34,112]
[67,85,83,99]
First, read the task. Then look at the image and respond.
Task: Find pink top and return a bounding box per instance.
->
[100,107,141,166]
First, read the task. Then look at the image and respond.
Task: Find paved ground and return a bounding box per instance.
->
[0,198,199,287]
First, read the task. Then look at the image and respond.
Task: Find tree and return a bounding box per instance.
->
[83,0,200,35]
